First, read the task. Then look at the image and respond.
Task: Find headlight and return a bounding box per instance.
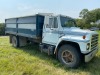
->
[86,43,90,50]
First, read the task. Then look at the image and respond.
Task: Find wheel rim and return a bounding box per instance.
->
[62,50,74,64]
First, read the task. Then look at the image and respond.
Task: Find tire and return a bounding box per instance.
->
[58,45,81,68]
[12,36,19,47]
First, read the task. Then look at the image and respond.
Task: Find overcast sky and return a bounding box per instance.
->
[0,0,100,23]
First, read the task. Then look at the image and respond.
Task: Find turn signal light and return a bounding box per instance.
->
[83,35,86,39]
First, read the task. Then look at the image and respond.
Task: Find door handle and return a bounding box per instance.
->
[51,28,54,30]
[59,33,65,38]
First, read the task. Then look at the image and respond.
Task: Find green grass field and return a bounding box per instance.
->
[0,31,100,75]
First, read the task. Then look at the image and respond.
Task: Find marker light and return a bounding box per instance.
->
[83,35,86,39]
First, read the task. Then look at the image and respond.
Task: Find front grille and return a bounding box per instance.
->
[91,34,99,51]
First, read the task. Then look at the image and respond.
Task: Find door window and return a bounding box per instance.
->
[53,18,58,28]
[46,18,53,28]
[46,18,58,28]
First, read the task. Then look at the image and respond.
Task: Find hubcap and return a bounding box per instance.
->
[62,50,73,63]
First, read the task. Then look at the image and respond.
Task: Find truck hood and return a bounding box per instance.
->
[62,27,97,36]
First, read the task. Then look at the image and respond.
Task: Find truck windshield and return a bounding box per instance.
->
[60,16,77,27]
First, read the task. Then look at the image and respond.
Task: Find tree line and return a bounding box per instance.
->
[0,23,5,35]
[76,8,100,29]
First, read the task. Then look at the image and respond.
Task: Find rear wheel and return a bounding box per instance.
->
[12,36,19,47]
[58,45,81,68]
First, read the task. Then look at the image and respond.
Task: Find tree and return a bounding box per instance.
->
[79,8,100,29]
[80,8,100,24]
[79,9,89,19]
[86,9,100,23]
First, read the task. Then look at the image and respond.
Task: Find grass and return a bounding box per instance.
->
[0,31,100,75]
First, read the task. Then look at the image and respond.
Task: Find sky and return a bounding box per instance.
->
[0,0,100,23]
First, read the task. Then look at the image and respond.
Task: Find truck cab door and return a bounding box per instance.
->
[42,17,59,45]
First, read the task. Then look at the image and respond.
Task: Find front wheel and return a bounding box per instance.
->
[58,45,81,68]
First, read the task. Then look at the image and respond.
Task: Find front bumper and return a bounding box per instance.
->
[85,49,98,62]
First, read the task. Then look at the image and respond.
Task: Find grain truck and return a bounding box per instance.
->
[5,14,99,68]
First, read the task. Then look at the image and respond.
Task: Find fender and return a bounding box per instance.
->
[54,35,90,54]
